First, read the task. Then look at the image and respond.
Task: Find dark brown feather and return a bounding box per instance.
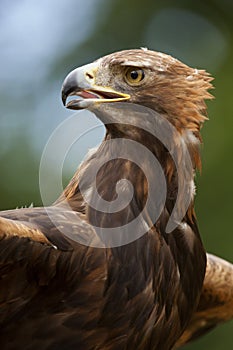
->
[174,253,233,348]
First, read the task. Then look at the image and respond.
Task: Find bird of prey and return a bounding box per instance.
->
[0,49,232,350]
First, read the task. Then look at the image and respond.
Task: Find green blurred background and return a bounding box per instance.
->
[0,0,232,348]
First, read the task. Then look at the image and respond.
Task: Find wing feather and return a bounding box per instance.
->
[0,216,50,244]
[175,253,233,348]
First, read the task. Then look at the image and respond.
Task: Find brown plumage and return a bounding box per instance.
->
[175,253,233,348]
[0,49,232,349]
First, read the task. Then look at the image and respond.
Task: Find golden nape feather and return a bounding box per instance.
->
[0,48,232,350]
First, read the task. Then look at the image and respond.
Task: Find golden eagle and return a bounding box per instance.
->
[0,49,232,350]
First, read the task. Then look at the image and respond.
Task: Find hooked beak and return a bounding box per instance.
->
[61,62,130,110]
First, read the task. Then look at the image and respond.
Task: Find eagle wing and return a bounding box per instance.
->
[175,253,233,348]
[0,207,107,348]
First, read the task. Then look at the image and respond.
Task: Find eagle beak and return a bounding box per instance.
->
[61,62,130,110]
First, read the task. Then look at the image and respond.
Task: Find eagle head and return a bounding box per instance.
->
[62,48,213,135]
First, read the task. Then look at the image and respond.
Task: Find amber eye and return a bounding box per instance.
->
[125,67,145,85]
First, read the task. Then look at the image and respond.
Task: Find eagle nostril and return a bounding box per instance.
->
[86,72,94,80]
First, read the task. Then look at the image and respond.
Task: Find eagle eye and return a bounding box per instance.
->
[124,67,145,85]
